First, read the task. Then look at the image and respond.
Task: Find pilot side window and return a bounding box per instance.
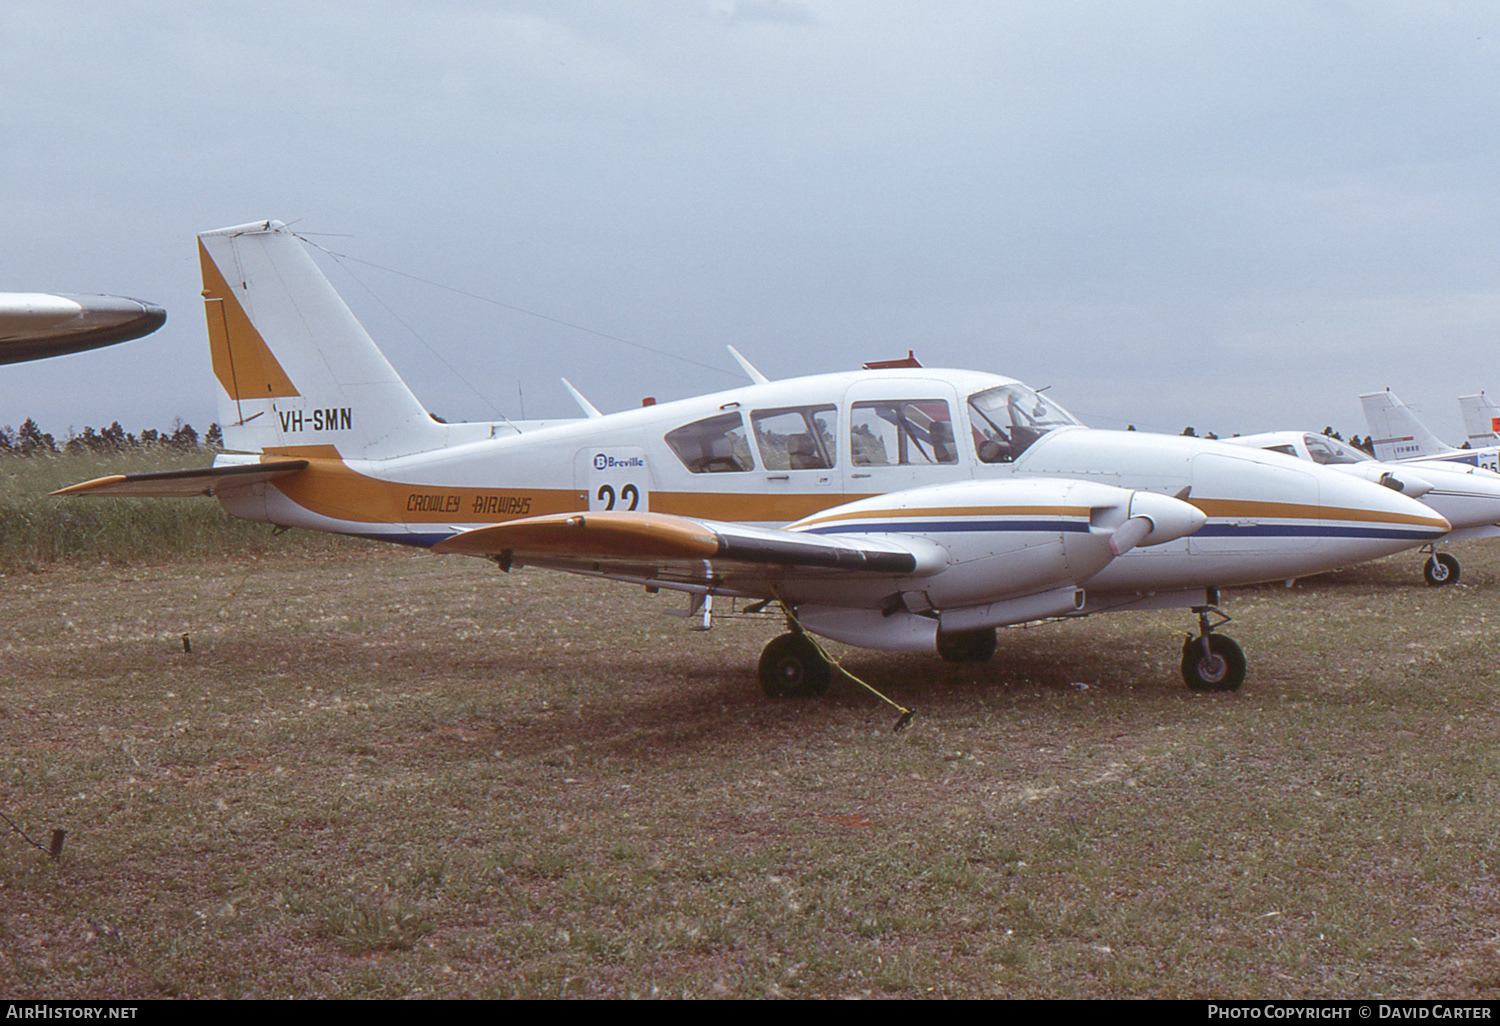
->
[1302,434,1370,465]
[849,400,957,466]
[665,412,755,473]
[751,405,837,471]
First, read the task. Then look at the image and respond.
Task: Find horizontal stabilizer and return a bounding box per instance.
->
[51,460,309,499]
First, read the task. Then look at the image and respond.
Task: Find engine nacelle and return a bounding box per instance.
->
[787,477,1204,651]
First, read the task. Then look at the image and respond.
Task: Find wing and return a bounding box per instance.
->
[51,460,309,499]
[432,510,943,597]
[433,478,1205,622]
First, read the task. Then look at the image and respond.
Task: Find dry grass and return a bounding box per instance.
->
[2,540,1500,998]
[0,453,359,568]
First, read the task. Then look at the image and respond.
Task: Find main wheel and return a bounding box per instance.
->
[936,627,997,663]
[1180,634,1246,692]
[1423,552,1460,587]
[758,633,831,698]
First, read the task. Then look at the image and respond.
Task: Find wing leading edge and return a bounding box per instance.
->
[433,509,935,582]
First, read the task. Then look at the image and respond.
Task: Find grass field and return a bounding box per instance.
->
[0,452,358,569]
[2,521,1499,998]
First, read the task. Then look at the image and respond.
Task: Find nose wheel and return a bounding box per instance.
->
[1423,551,1460,587]
[1181,606,1245,692]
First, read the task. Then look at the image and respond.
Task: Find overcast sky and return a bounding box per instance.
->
[4,1,1499,445]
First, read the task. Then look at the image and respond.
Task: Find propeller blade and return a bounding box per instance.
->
[1108,515,1154,556]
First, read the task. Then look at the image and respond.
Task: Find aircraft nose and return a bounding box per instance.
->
[72,295,167,339]
[1319,470,1451,552]
[1185,448,1449,582]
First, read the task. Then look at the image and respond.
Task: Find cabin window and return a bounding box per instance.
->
[849,400,957,466]
[665,412,755,473]
[967,383,1080,463]
[1263,444,1299,458]
[751,405,838,470]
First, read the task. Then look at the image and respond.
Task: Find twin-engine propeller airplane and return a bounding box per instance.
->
[55,221,1453,701]
[1225,430,1500,586]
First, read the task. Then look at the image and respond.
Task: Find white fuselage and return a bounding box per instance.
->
[217,368,1449,608]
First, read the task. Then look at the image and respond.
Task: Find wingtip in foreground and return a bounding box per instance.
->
[0,293,166,365]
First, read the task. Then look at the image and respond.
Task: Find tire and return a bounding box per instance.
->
[1180,634,1246,692]
[936,627,997,663]
[758,633,831,698]
[1423,552,1460,587]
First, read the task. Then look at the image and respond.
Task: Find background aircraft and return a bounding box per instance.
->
[1459,393,1500,449]
[1227,430,1500,586]
[1360,390,1500,470]
[56,222,1452,698]
[0,293,165,365]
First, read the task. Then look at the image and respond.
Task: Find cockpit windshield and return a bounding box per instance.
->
[1302,433,1374,465]
[968,383,1082,463]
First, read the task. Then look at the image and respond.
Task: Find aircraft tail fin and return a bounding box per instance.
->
[198,220,449,459]
[1359,390,1454,461]
[1459,392,1500,448]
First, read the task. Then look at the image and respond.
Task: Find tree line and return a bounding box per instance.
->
[0,419,222,456]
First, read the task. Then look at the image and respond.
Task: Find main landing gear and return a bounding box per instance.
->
[757,626,916,731]
[756,600,1247,697]
[758,631,832,698]
[1180,605,1245,692]
[1421,546,1461,587]
[936,627,997,663]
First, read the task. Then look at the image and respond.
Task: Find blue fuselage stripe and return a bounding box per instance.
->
[802,519,1089,536]
[361,520,1446,551]
[805,519,1443,541]
[1195,524,1443,540]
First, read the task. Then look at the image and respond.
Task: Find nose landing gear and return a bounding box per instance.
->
[1422,549,1460,587]
[1181,605,1245,692]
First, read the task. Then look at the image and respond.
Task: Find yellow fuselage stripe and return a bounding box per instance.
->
[256,458,1447,533]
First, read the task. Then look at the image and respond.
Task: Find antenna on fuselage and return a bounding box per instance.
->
[727,345,770,384]
[560,378,603,419]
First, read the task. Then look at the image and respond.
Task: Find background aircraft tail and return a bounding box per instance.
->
[199,220,450,460]
[1359,390,1454,461]
[1459,392,1500,448]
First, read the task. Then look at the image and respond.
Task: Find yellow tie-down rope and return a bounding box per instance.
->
[775,594,916,733]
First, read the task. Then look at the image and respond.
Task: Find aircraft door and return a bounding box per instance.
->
[748,404,839,503]
[577,446,655,512]
[841,379,968,496]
